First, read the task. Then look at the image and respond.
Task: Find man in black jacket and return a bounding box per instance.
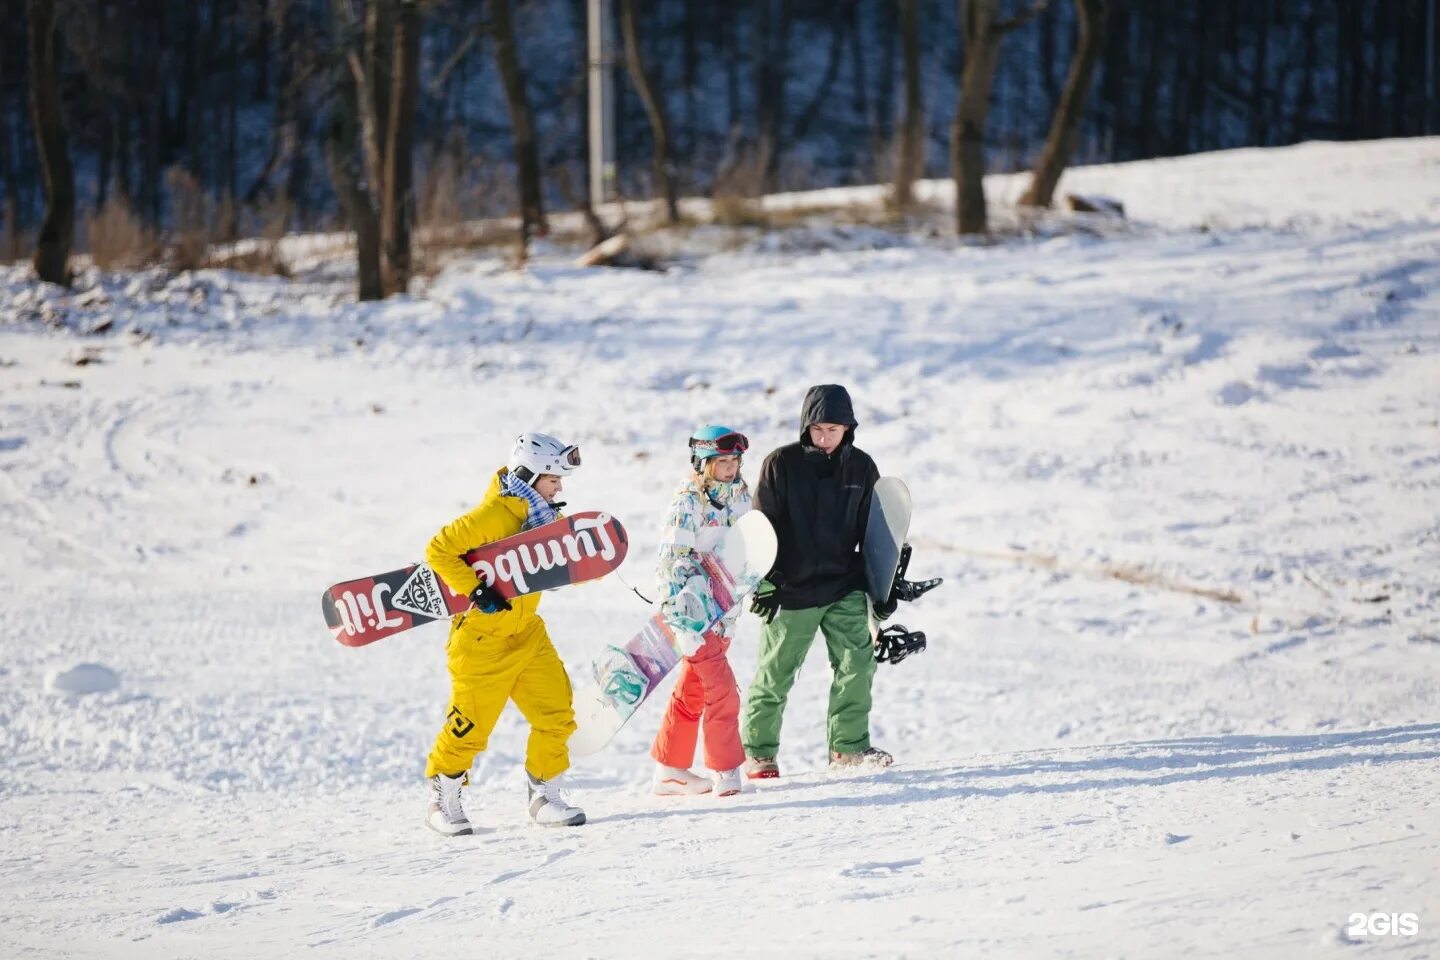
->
[741,384,893,778]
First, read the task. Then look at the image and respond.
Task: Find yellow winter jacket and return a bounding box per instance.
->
[425,469,545,639]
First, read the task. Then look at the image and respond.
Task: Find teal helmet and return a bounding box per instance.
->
[688,425,749,473]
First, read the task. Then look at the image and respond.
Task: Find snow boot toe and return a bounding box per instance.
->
[653,764,714,796]
[745,756,780,779]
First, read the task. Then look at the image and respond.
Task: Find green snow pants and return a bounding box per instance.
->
[741,590,876,757]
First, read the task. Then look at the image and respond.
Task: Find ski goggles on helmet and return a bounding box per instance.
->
[690,431,749,459]
[559,445,581,467]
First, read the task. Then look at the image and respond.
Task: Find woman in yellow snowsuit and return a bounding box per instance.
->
[423,432,586,835]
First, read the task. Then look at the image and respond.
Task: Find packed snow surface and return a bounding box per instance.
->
[2,139,1438,957]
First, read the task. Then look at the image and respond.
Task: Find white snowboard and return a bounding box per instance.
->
[569,511,777,759]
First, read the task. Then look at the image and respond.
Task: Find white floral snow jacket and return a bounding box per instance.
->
[655,475,752,646]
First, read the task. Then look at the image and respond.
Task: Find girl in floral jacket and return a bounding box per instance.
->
[650,425,752,797]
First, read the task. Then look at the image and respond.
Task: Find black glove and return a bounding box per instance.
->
[469,580,512,613]
[750,579,780,625]
[873,595,898,621]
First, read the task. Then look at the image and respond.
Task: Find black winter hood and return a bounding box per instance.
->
[799,384,858,448]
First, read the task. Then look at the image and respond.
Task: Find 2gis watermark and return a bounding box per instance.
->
[1346,912,1420,938]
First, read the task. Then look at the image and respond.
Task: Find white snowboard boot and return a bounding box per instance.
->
[652,764,714,796]
[426,772,473,836]
[711,768,742,797]
[526,772,586,827]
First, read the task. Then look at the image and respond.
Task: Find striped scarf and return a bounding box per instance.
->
[501,470,559,530]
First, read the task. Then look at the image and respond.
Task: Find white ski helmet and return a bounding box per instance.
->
[508,432,581,486]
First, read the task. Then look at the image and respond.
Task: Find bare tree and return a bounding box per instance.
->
[791,4,847,143]
[324,0,420,298]
[381,0,420,294]
[893,0,923,209]
[1019,0,1105,208]
[489,0,548,246]
[619,0,678,224]
[361,0,394,197]
[753,0,790,192]
[950,0,1045,235]
[1,103,17,261]
[325,1,382,301]
[27,0,74,284]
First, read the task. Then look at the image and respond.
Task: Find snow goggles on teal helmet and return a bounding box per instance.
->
[689,425,748,472]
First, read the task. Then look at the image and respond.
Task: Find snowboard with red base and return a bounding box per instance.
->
[322,511,629,647]
[568,510,777,758]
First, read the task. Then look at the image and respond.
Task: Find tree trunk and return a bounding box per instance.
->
[97,113,113,211]
[682,0,697,163]
[848,0,870,137]
[723,5,741,135]
[27,0,74,284]
[792,5,847,144]
[754,0,775,187]
[225,0,240,238]
[325,6,382,302]
[116,111,132,212]
[365,0,393,178]
[381,0,420,295]
[1100,0,1128,159]
[1039,1,1059,117]
[619,0,678,224]
[287,87,312,225]
[893,0,923,209]
[1,98,19,262]
[489,0,548,244]
[1248,0,1270,147]
[876,0,896,149]
[1019,0,1106,208]
[753,0,789,191]
[203,0,222,191]
[255,0,271,100]
[950,0,1004,235]
[1137,6,1162,157]
[1347,0,1364,139]
[180,0,199,170]
[1362,2,1382,139]
[1183,7,1208,152]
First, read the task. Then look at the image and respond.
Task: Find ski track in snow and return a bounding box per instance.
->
[2,139,1439,957]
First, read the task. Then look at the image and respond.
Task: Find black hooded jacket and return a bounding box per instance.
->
[754,384,881,609]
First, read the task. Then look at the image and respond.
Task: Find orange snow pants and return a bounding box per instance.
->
[650,635,745,772]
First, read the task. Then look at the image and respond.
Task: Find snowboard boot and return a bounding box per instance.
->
[829,747,894,770]
[712,768,743,797]
[526,772,586,827]
[426,772,473,836]
[652,764,714,796]
[745,756,780,780]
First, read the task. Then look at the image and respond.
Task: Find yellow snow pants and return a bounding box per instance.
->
[424,613,576,782]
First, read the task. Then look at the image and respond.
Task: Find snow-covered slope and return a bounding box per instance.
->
[2,139,1438,958]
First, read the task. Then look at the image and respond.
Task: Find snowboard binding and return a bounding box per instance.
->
[874,544,944,619]
[891,544,943,602]
[875,624,927,665]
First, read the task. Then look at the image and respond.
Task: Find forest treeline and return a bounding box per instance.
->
[3,0,1431,297]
